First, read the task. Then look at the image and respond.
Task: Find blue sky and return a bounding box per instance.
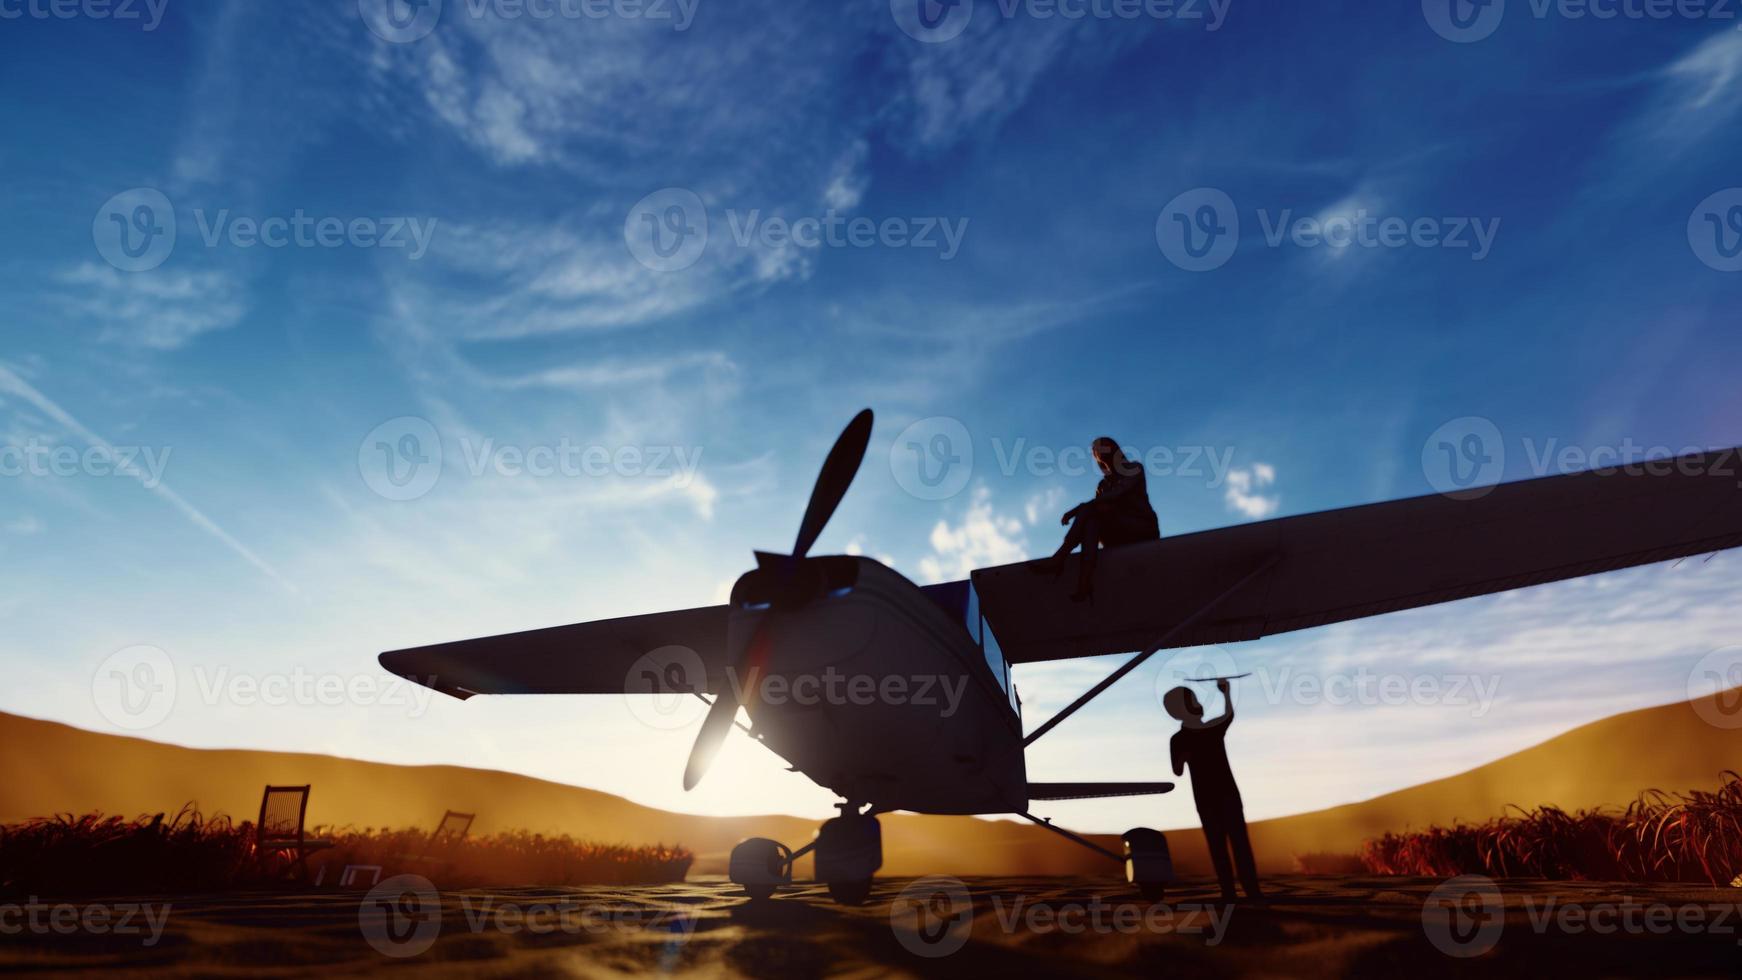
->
[2,0,1742,833]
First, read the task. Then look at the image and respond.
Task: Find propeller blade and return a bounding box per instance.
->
[682,619,770,791]
[687,410,871,790]
[683,692,740,791]
[791,409,874,560]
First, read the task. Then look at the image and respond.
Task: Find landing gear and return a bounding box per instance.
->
[1123,827,1175,901]
[727,837,793,901]
[729,807,884,905]
[813,810,882,906]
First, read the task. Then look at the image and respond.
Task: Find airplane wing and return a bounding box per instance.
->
[378,605,730,699]
[1027,782,1175,800]
[973,448,1742,664]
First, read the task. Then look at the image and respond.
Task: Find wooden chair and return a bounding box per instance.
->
[429,810,475,847]
[401,810,475,873]
[254,785,334,882]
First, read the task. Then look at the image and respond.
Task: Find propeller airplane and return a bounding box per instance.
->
[380,409,1742,903]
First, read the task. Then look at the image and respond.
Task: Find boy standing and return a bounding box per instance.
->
[1164,678,1262,901]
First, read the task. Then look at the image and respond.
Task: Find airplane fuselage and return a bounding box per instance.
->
[730,558,1029,815]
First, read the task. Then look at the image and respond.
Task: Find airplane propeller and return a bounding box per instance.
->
[683,409,875,791]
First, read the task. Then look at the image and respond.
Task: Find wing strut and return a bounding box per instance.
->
[1017,812,1123,863]
[1022,555,1279,748]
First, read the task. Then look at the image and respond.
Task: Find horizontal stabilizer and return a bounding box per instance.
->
[1028,781,1175,801]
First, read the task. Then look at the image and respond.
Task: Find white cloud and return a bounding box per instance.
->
[3,516,43,535]
[1024,487,1065,526]
[1223,463,1279,519]
[56,264,245,350]
[917,486,1028,583]
[822,140,870,210]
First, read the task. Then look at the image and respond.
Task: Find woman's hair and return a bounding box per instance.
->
[1092,436,1135,474]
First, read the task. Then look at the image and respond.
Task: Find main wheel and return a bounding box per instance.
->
[813,813,882,906]
[826,879,872,906]
[729,838,792,900]
[1123,827,1174,901]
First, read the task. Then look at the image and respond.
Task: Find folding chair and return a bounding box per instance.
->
[254,785,334,882]
[401,810,475,873]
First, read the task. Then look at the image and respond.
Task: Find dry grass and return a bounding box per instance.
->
[1362,771,1742,884]
[0,805,692,896]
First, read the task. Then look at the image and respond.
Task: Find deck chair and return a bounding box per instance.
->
[402,810,475,871]
[429,810,475,846]
[254,785,334,882]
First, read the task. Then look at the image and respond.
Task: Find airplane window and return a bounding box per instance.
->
[981,616,1008,692]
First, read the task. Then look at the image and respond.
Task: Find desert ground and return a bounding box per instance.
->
[4,692,1739,877]
[3,874,1740,977]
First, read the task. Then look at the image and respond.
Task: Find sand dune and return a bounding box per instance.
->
[1218,689,1742,872]
[4,690,1737,878]
[0,712,1118,877]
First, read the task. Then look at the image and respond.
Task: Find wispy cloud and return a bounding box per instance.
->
[56,264,246,350]
[0,364,293,592]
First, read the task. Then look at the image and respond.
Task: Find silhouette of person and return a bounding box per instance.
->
[1164,679,1262,901]
[1033,437,1160,600]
